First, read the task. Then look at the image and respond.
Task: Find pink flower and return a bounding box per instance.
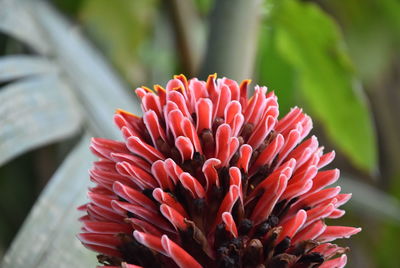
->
[78,74,361,268]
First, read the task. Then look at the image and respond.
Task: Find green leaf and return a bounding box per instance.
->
[271,0,377,173]
[325,0,400,84]
[256,25,296,115]
[194,0,214,15]
[374,172,400,267]
[79,0,158,85]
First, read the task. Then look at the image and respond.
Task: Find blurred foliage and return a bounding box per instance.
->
[0,0,399,267]
[325,0,400,85]
[375,172,400,268]
[51,0,85,17]
[194,0,213,15]
[258,0,377,173]
[78,0,159,85]
[0,153,37,248]
[257,24,296,115]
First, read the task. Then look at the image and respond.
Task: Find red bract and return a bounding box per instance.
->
[78,74,361,268]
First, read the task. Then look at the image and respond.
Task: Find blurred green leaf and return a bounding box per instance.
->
[51,0,86,17]
[79,0,158,85]
[271,0,377,173]
[374,172,400,267]
[194,0,213,15]
[257,25,296,115]
[326,0,400,84]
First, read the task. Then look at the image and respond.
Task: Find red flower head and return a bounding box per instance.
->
[78,74,361,268]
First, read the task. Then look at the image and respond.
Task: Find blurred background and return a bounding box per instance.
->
[0,0,399,267]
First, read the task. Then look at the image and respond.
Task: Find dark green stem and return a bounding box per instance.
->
[200,0,263,81]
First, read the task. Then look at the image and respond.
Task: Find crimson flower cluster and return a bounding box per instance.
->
[78,74,360,268]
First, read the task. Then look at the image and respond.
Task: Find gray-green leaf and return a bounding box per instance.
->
[272,0,377,173]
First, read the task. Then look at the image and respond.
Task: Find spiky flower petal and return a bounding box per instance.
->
[78,74,361,268]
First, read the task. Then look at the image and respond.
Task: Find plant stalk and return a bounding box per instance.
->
[200,0,263,81]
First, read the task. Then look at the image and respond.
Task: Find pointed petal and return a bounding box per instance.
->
[167,90,191,118]
[126,218,163,237]
[248,159,295,203]
[307,169,340,195]
[168,109,186,139]
[116,162,158,189]
[91,138,130,160]
[176,136,194,161]
[87,204,125,223]
[203,158,221,191]
[276,129,301,166]
[179,172,206,199]
[155,84,167,107]
[236,144,252,173]
[215,124,232,166]
[275,107,302,134]
[251,175,288,225]
[214,84,231,119]
[87,191,116,212]
[239,79,250,109]
[151,160,175,190]
[142,93,162,118]
[112,181,158,211]
[247,115,276,149]
[317,226,362,243]
[292,220,326,244]
[196,98,213,133]
[182,118,203,154]
[82,221,131,234]
[320,255,347,268]
[224,100,242,126]
[153,188,188,217]
[213,185,240,229]
[111,201,173,233]
[290,187,341,215]
[318,151,336,169]
[110,152,151,172]
[161,235,203,268]
[303,203,335,228]
[277,210,307,244]
[222,212,238,238]
[133,231,166,254]
[77,233,121,249]
[126,136,164,163]
[82,243,122,258]
[160,204,188,231]
[164,158,184,184]
[251,134,284,174]
[222,78,240,101]
[328,209,346,219]
[143,110,167,148]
